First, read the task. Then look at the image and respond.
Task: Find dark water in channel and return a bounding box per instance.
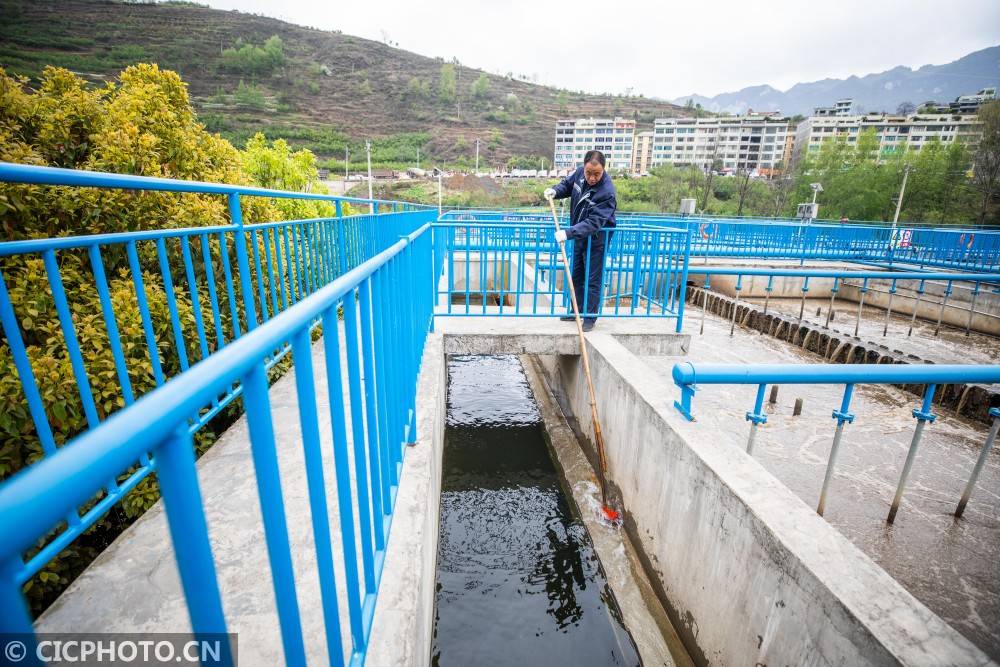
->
[432,355,640,667]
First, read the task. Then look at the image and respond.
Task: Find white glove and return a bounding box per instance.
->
[544,187,556,200]
[554,229,567,243]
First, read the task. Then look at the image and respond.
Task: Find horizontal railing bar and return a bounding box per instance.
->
[0,222,432,555]
[687,268,1000,283]
[0,162,428,208]
[672,362,1000,387]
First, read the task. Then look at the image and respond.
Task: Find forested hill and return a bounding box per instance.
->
[0,0,688,167]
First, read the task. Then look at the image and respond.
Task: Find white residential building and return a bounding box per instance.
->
[813,99,854,117]
[794,113,984,161]
[650,116,792,175]
[553,118,635,171]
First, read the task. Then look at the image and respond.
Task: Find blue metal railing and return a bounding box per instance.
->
[0,163,435,604]
[624,215,1000,271]
[671,362,1000,522]
[686,266,1000,338]
[1,214,435,667]
[432,217,691,330]
[441,208,1000,271]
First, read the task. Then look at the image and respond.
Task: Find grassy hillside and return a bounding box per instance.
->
[0,0,688,168]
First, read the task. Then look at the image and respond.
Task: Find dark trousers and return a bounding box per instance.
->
[570,229,613,322]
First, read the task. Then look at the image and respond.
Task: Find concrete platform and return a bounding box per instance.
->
[435,314,690,356]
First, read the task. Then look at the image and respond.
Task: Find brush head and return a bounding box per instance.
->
[600,505,621,526]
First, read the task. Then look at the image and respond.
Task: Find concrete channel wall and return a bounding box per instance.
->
[536,334,990,666]
[687,287,1000,424]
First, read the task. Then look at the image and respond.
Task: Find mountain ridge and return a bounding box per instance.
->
[0,0,687,165]
[673,46,1000,116]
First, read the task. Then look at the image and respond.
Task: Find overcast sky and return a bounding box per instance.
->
[201,0,1000,100]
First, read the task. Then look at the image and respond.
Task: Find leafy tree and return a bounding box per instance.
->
[359,79,372,96]
[971,100,1000,225]
[471,73,490,100]
[438,63,456,104]
[220,35,284,77]
[0,63,333,615]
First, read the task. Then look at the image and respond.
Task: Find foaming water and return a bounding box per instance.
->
[432,355,640,666]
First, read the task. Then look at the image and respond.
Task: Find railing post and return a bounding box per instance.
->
[887,384,936,524]
[157,425,234,664]
[955,407,1000,518]
[675,226,691,333]
[745,383,767,455]
[228,193,259,331]
[817,384,855,516]
[674,382,697,421]
[0,556,33,635]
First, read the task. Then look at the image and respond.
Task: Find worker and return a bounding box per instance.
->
[544,150,618,332]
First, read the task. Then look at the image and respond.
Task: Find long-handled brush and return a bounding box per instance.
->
[548,197,620,525]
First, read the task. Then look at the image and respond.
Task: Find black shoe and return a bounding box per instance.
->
[581,320,596,332]
[559,316,575,322]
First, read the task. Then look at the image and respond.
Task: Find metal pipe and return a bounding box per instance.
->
[699,278,710,335]
[798,276,810,322]
[883,280,897,336]
[853,278,868,338]
[730,276,743,336]
[965,284,980,337]
[887,384,936,524]
[955,408,1000,518]
[824,278,839,328]
[933,281,952,337]
[745,383,767,455]
[907,280,925,337]
[817,384,855,516]
[762,275,774,315]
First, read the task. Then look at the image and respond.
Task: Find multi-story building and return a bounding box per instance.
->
[650,116,792,174]
[813,99,854,116]
[553,118,635,171]
[631,131,654,174]
[794,113,984,162]
[922,87,997,114]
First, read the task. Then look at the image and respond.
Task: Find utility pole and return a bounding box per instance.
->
[475,138,480,174]
[891,164,912,243]
[437,170,443,216]
[416,147,420,170]
[344,146,349,183]
[365,139,374,214]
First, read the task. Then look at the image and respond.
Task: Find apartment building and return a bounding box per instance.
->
[631,131,654,174]
[813,99,854,117]
[553,118,635,171]
[923,87,997,114]
[794,113,984,161]
[650,116,792,174]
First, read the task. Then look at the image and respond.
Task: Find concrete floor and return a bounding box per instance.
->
[660,305,1000,660]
